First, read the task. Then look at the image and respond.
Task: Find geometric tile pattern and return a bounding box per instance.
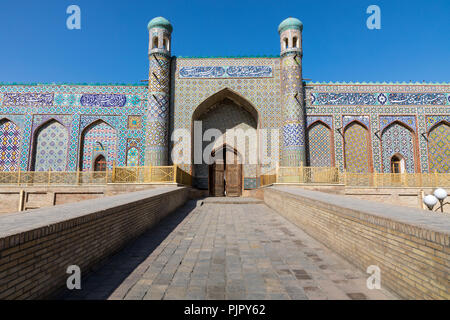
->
[81,121,117,171]
[344,122,369,173]
[305,83,450,173]
[126,138,140,166]
[281,53,304,166]
[426,115,450,130]
[0,119,20,171]
[147,52,170,166]
[33,120,69,171]
[428,123,450,173]
[311,92,448,106]
[379,115,416,132]
[343,115,370,129]
[0,84,147,171]
[126,147,139,166]
[307,122,332,167]
[381,122,415,173]
[306,116,333,128]
[128,115,142,130]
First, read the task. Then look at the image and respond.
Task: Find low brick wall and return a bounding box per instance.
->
[0,186,189,299]
[264,186,450,300]
[0,183,179,214]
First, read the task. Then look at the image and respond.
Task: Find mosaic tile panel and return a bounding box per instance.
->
[344,122,369,173]
[428,123,450,173]
[33,121,69,171]
[306,116,333,128]
[379,115,416,132]
[310,92,449,106]
[343,115,370,129]
[126,147,139,166]
[0,119,20,171]
[426,115,450,130]
[381,123,415,173]
[81,122,117,171]
[307,122,332,167]
[179,66,273,78]
[128,115,142,129]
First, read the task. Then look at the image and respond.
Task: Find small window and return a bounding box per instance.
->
[163,38,167,50]
[94,155,107,172]
[152,37,158,49]
[293,36,298,48]
[284,38,288,49]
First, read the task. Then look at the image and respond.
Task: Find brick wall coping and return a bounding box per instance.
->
[0,186,182,243]
[271,186,450,236]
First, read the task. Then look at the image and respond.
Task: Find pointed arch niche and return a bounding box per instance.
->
[31,119,69,171]
[0,118,20,171]
[343,121,372,173]
[79,120,117,171]
[381,121,417,173]
[306,120,334,167]
[191,88,259,190]
[427,120,450,173]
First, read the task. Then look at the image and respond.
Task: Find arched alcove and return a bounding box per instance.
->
[79,120,117,171]
[191,88,259,191]
[31,119,68,171]
[381,121,416,173]
[427,121,450,173]
[343,121,371,173]
[0,118,20,171]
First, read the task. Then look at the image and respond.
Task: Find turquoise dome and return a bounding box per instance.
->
[147,16,173,33]
[278,17,303,33]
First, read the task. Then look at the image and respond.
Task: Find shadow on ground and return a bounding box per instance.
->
[58,199,201,300]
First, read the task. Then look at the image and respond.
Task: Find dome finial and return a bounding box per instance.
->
[147,16,173,33]
[278,17,303,33]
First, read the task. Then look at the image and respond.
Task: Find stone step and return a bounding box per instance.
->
[201,197,263,205]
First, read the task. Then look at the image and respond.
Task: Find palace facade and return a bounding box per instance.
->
[0,17,449,192]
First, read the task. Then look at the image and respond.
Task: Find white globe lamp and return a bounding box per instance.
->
[433,188,448,212]
[423,194,438,211]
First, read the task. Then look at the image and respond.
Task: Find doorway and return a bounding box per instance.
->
[209,146,242,197]
[94,155,107,171]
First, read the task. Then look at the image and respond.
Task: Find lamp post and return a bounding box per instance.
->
[423,188,448,213]
[433,188,448,213]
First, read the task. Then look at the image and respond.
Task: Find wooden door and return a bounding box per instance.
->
[225,163,242,197]
[209,161,225,196]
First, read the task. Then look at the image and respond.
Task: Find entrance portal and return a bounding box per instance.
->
[209,146,242,197]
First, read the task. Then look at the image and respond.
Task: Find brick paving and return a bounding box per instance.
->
[60,199,397,300]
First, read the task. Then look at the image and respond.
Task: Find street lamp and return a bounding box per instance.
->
[423,188,448,213]
[423,194,438,211]
[434,188,448,213]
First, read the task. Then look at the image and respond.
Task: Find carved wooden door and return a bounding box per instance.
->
[209,161,225,196]
[225,163,242,197]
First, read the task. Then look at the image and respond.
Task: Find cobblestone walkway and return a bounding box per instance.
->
[61,199,396,300]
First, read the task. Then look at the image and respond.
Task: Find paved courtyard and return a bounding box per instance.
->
[61,198,396,300]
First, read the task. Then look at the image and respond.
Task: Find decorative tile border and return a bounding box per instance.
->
[179,66,273,78]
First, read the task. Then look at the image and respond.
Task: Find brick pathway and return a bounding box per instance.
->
[61,199,396,300]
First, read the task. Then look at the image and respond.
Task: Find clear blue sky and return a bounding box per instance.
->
[0,0,449,84]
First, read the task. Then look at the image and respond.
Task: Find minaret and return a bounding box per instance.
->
[278,17,306,166]
[145,17,172,166]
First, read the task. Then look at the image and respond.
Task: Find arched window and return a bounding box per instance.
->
[391,154,405,173]
[293,36,298,48]
[94,155,107,171]
[152,36,158,49]
[163,38,169,50]
[284,38,289,49]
